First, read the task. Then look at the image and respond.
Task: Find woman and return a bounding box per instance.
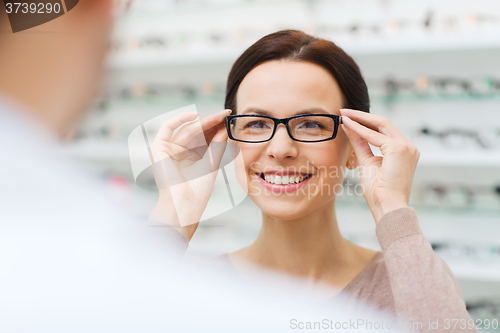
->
[149,30,475,330]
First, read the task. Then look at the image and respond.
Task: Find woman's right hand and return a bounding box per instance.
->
[148,109,231,240]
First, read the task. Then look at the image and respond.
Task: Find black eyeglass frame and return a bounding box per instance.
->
[225,113,343,143]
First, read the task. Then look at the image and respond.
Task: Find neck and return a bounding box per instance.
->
[241,200,361,285]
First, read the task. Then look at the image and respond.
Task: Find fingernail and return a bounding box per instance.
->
[189,112,200,120]
[218,109,231,117]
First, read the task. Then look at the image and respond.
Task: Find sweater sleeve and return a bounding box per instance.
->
[375,206,477,333]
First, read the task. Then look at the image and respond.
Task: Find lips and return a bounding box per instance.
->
[259,170,311,176]
[253,169,314,194]
[258,172,312,185]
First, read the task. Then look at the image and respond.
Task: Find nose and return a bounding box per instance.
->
[265,123,298,161]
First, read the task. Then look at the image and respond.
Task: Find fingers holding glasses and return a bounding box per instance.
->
[341,117,379,166]
[172,109,229,148]
[200,109,231,133]
[339,109,421,223]
[203,115,229,146]
[154,111,199,144]
[340,108,404,139]
[153,109,230,157]
[204,123,229,172]
[340,109,419,159]
[341,115,388,148]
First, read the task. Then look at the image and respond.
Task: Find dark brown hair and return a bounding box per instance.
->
[224,29,370,115]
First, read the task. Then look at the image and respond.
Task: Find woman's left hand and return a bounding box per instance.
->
[340,108,420,224]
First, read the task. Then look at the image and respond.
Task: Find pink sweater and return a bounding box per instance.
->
[336,207,476,332]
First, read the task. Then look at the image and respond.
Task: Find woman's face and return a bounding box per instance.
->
[231,60,355,220]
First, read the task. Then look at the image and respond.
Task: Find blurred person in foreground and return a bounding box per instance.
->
[0,1,398,332]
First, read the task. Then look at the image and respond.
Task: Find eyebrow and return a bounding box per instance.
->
[241,107,332,116]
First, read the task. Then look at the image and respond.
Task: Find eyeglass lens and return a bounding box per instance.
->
[229,115,335,142]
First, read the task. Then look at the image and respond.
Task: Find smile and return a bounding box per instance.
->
[259,173,311,185]
[255,172,313,194]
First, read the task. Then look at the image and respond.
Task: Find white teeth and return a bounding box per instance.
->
[261,174,310,185]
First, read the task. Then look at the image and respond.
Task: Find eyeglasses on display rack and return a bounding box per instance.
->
[334,179,500,210]
[419,127,500,150]
[225,114,342,143]
[316,11,500,37]
[466,301,500,323]
[431,242,500,259]
[418,183,500,210]
[94,80,225,111]
[372,76,500,99]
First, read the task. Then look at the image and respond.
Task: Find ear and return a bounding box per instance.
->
[346,148,359,170]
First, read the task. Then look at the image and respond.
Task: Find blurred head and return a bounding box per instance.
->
[0,0,114,136]
[225,29,369,220]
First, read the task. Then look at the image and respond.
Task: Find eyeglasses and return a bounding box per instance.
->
[467,301,500,323]
[368,75,500,101]
[225,114,342,143]
[420,127,499,149]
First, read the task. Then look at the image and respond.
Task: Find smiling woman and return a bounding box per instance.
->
[149,29,477,331]
[219,29,475,330]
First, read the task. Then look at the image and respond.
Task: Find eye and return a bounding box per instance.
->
[244,120,271,129]
[298,121,325,129]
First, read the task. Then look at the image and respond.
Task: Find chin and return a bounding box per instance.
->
[251,196,309,220]
[262,209,305,221]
